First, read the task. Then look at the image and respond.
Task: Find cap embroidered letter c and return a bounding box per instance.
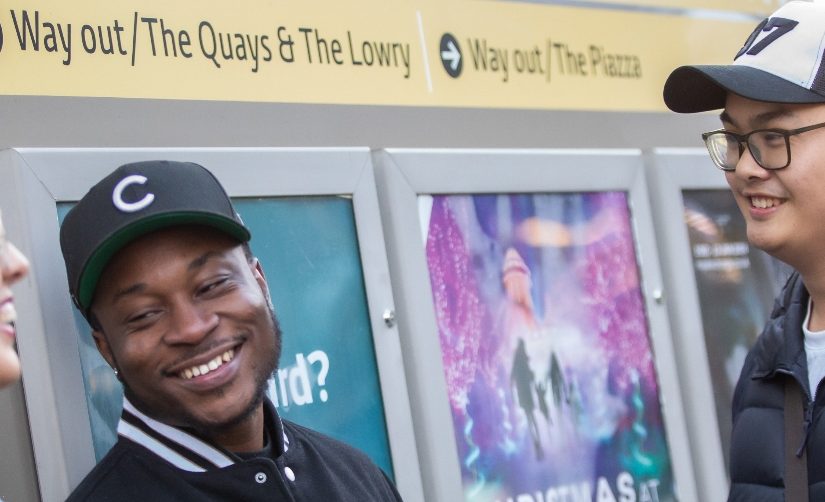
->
[113,175,155,213]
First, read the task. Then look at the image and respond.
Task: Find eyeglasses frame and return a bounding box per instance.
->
[701,120,825,172]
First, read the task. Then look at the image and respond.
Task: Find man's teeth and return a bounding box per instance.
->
[180,349,235,379]
[751,196,781,209]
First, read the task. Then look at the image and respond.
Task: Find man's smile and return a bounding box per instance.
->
[750,196,784,209]
[164,337,245,382]
[179,348,236,379]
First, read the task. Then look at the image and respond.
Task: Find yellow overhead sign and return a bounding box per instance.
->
[566,0,787,16]
[0,0,756,111]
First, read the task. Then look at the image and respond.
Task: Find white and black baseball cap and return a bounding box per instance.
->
[663,0,825,113]
[60,160,251,314]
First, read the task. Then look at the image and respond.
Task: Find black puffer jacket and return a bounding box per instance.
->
[728,272,825,501]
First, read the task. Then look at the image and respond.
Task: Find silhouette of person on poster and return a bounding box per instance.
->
[511,337,543,460]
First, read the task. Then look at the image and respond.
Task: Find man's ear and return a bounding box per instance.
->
[250,257,272,304]
[91,329,117,371]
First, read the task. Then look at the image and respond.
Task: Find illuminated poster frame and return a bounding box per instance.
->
[0,148,423,502]
[645,148,791,502]
[374,149,696,502]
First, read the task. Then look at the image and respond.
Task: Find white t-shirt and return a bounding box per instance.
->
[804,297,825,400]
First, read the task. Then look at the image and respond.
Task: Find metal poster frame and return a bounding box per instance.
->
[0,148,424,502]
[373,148,696,502]
[645,148,790,502]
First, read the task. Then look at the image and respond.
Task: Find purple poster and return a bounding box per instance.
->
[422,192,674,502]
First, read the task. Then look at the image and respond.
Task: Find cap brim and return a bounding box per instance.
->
[76,212,251,311]
[663,65,825,113]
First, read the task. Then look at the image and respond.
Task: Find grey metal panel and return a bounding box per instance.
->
[644,148,731,502]
[0,147,424,502]
[373,148,698,502]
[0,96,718,151]
[0,149,89,501]
[372,150,464,502]
[18,147,372,199]
[0,382,40,502]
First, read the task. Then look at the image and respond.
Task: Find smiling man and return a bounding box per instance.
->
[663,2,825,501]
[60,161,403,501]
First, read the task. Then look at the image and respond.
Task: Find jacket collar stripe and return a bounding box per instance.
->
[120,410,216,470]
[117,421,207,473]
[280,418,290,453]
[121,398,235,469]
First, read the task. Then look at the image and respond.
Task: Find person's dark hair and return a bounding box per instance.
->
[89,311,103,332]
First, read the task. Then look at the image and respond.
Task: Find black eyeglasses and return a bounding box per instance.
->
[701,120,825,171]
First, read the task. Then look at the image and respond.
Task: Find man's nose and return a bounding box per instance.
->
[734,144,772,180]
[164,301,218,344]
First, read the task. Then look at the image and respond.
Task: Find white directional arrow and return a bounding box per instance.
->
[441,40,461,71]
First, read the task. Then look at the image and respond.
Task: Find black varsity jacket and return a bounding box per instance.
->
[65,397,403,501]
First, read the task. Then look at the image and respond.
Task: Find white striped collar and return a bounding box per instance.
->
[117,397,289,472]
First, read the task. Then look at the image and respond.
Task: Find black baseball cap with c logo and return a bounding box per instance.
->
[59,160,251,317]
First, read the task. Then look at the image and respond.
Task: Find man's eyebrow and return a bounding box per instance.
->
[751,109,795,126]
[720,108,795,128]
[111,251,224,303]
[112,283,146,303]
[719,110,735,126]
[188,251,223,272]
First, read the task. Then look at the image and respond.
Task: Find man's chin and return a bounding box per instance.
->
[190,390,266,437]
[123,384,266,436]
